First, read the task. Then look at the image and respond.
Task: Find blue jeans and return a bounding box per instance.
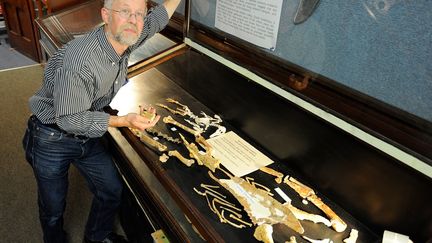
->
[23,116,122,243]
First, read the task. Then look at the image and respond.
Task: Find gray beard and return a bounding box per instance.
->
[114,31,139,46]
[106,28,139,46]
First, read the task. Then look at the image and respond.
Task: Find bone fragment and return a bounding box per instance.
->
[284,176,347,232]
[209,124,226,138]
[163,115,201,137]
[180,134,220,172]
[168,150,194,167]
[210,172,304,234]
[196,135,212,152]
[146,127,181,144]
[200,184,225,198]
[139,105,156,121]
[221,210,247,228]
[212,197,241,211]
[260,166,284,184]
[156,103,188,116]
[139,133,167,152]
[343,229,358,243]
[302,236,333,243]
[285,236,297,243]
[228,212,252,227]
[254,224,274,243]
[246,177,274,196]
[285,203,331,227]
[159,153,169,163]
[220,206,243,217]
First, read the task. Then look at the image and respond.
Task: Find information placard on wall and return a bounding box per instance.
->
[215,0,283,50]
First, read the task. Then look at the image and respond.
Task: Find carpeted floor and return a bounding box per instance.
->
[0,65,94,242]
[0,42,38,70]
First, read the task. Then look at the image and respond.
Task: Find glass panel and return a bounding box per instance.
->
[150,0,186,15]
[128,33,176,66]
[189,0,432,122]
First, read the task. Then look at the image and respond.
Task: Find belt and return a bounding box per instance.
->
[31,115,88,140]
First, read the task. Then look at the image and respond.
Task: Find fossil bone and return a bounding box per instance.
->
[159,153,169,163]
[163,115,202,137]
[260,166,284,184]
[156,103,188,116]
[285,203,331,227]
[194,185,248,228]
[146,127,181,144]
[303,236,333,243]
[139,104,156,121]
[245,177,274,197]
[254,224,274,243]
[229,213,253,227]
[159,98,226,137]
[285,236,297,243]
[209,123,226,138]
[130,127,168,152]
[209,171,304,234]
[221,211,247,228]
[179,133,220,172]
[139,133,167,152]
[220,206,243,218]
[195,135,212,152]
[200,184,226,198]
[168,150,194,167]
[343,229,358,243]
[283,176,347,232]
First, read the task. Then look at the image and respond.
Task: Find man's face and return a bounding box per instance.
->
[102,0,147,46]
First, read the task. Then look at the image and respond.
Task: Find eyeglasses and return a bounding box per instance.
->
[106,8,146,20]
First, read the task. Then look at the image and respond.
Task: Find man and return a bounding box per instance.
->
[22,0,180,242]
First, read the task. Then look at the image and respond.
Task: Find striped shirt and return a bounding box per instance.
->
[29,5,169,138]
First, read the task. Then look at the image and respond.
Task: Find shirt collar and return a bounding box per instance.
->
[97,25,121,63]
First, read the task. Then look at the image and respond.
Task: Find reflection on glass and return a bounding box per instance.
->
[190,0,432,122]
[129,33,176,66]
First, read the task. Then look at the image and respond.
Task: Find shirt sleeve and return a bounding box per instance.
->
[53,67,109,138]
[130,4,170,52]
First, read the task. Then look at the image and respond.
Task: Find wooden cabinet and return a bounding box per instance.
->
[36,0,89,16]
[0,0,40,61]
[0,0,91,62]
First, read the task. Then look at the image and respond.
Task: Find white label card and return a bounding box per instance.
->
[208,131,273,177]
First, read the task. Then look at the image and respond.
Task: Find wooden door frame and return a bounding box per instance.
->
[0,0,41,62]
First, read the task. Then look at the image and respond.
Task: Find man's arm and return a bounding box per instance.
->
[163,0,181,19]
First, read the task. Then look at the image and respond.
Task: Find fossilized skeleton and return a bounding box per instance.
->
[137,102,355,242]
[157,98,226,138]
[208,171,305,235]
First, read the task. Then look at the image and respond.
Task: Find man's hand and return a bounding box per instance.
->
[109,112,160,131]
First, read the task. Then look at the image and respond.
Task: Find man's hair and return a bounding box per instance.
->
[104,0,147,8]
[104,0,114,8]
